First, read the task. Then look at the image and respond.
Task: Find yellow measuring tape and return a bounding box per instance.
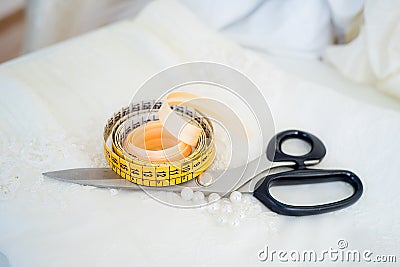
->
[103,93,216,187]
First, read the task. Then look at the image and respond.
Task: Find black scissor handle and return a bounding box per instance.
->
[267,129,326,168]
[253,168,363,216]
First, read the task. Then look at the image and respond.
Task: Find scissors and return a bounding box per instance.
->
[43,129,363,216]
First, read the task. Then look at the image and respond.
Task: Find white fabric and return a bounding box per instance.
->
[181,0,364,57]
[327,0,364,43]
[23,0,151,52]
[24,0,364,57]
[325,0,400,100]
[1,1,399,266]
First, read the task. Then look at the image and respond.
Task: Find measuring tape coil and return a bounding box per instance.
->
[103,99,216,187]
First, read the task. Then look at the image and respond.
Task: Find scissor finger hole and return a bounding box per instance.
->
[269,181,354,206]
[280,137,312,156]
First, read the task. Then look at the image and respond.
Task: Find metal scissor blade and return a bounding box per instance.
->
[42,168,222,193]
[43,156,294,195]
[43,168,143,190]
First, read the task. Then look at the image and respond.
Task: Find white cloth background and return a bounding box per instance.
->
[182,0,364,57]
[23,0,151,52]
[1,1,399,266]
[24,0,364,57]
[325,0,400,101]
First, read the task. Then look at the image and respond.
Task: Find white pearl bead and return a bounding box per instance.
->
[216,214,228,225]
[180,187,194,201]
[208,193,221,203]
[229,191,242,203]
[198,172,213,186]
[230,217,241,227]
[192,191,205,202]
[207,203,220,214]
[221,204,233,213]
[242,195,252,204]
[234,210,247,219]
[221,198,231,205]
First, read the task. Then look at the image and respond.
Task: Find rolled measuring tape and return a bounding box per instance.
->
[103,92,216,187]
